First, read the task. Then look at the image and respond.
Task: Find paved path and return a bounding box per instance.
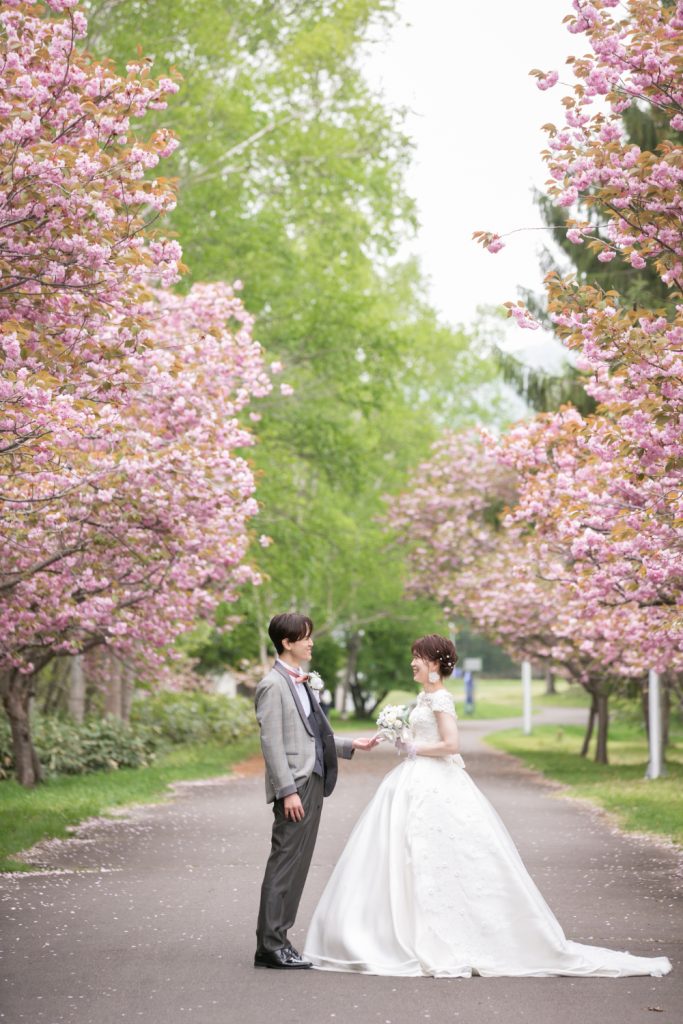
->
[1,709,681,1024]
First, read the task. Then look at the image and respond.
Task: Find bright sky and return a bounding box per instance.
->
[364,0,577,366]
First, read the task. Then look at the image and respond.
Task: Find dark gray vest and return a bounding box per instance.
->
[307,703,325,779]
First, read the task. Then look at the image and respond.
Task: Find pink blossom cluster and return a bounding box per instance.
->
[477,0,683,281]
[1,2,183,524]
[389,432,676,684]
[2,279,272,677]
[497,9,683,673]
[441,2,683,680]
[1,5,272,691]
[498,283,683,673]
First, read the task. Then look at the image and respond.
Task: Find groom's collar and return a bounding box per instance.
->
[273,660,314,735]
[276,657,304,678]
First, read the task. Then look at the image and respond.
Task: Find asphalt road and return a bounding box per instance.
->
[1,708,680,1024]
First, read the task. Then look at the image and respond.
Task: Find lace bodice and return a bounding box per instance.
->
[409,689,463,767]
[409,688,456,741]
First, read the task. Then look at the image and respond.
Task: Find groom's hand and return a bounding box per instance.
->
[283,793,305,822]
[352,736,381,751]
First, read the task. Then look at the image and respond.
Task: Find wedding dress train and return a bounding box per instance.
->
[304,690,672,978]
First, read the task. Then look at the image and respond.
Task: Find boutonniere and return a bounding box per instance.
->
[307,670,324,694]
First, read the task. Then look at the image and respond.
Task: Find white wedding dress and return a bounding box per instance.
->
[304,689,672,978]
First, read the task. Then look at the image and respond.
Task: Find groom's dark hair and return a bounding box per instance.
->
[268,612,314,655]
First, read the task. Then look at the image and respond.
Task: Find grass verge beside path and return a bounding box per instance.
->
[329,677,589,731]
[0,736,261,873]
[486,723,683,848]
[457,677,589,719]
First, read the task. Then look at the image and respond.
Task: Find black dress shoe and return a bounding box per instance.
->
[283,944,311,966]
[254,947,312,970]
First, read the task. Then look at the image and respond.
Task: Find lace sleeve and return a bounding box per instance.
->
[431,690,457,718]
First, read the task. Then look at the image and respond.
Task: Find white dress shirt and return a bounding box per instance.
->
[276,658,311,716]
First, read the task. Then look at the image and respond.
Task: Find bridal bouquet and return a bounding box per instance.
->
[375,703,411,744]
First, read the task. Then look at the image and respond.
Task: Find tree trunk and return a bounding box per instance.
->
[580,691,598,757]
[68,655,86,723]
[41,657,70,715]
[662,676,671,752]
[595,692,609,765]
[120,665,134,723]
[346,632,365,716]
[84,675,97,717]
[544,669,557,696]
[253,588,269,670]
[258,632,268,672]
[2,669,43,787]
[104,656,123,718]
[349,685,368,717]
[41,673,57,716]
[673,671,683,719]
[338,630,362,716]
[364,690,388,718]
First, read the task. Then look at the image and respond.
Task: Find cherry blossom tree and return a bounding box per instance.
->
[473,0,683,692]
[4,282,272,787]
[479,0,683,279]
[389,431,665,762]
[390,2,681,764]
[0,3,272,785]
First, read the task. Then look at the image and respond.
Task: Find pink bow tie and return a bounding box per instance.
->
[287,669,309,683]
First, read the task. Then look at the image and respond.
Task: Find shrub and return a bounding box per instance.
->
[0,713,159,779]
[130,691,257,746]
[0,692,256,781]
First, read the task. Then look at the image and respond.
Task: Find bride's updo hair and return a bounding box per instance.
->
[411,634,458,677]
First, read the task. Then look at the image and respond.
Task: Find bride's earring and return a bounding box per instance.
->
[428,671,439,684]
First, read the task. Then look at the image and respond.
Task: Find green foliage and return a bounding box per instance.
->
[130,691,258,745]
[487,721,683,847]
[355,604,449,699]
[451,621,517,677]
[0,695,257,781]
[306,632,345,688]
[532,191,672,312]
[178,612,261,673]
[85,0,512,683]
[0,714,158,779]
[494,346,596,417]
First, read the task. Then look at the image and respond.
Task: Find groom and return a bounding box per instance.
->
[254,612,377,970]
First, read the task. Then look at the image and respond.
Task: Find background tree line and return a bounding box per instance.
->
[78,0,516,711]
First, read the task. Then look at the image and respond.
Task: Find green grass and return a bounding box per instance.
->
[330,677,589,729]
[0,736,261,873]
[461,676,589,718]
[327,712,378,732]
[487,721,683,847]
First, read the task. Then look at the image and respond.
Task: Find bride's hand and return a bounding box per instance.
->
[395,741,417,757]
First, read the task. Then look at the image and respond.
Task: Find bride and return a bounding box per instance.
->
[304,634,672,979]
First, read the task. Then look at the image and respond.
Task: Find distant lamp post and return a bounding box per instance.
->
[522,660,532,736]
[645,669,667,780]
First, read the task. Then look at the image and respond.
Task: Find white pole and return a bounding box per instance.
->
[522,660,532,736]
[645,669,666,779]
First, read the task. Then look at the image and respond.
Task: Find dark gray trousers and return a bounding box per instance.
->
[256,773,324,952]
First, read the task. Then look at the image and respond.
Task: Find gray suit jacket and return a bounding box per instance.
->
[255,663,354,803]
